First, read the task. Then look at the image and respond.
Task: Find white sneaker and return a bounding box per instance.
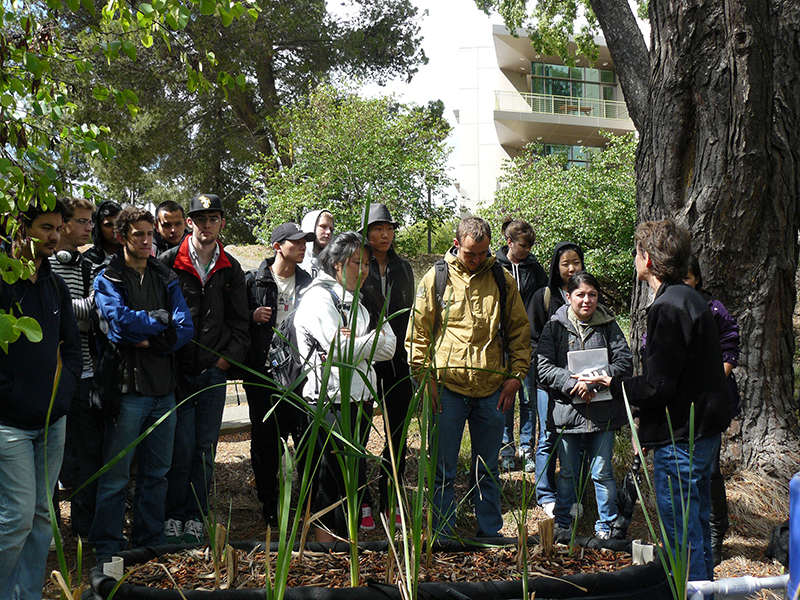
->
[542,502,555,518]
[595,530,610,540]
[570,503,584,519]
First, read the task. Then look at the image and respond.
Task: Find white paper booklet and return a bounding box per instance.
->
[567,347,612,402]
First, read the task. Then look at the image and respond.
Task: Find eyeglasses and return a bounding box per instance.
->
[192,215,221,225]
[67,218,94,229]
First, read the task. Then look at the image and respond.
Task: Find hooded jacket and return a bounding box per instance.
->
[529,241,585,380]
[537,303,632,434]
[160,237,250,376]
[495,245,548,309]
[84,200,122,271]
[364,246,415,376]
[406,248,531,398]
[299,210,333,278]
[0,259,82,430]
[610,280,732,446]
[295,272,396,404]
[94,254,194,394]
[243,257,312,373]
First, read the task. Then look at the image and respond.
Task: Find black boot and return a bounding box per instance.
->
[709,475,729,566]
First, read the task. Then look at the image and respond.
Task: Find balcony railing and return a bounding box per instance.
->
[495,90,631,121]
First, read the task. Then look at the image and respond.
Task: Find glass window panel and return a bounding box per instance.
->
[547,64,570,79]
[585,68,600,82]
[571,67,583,80]
[532,62,544,76]
[531,78,545,94]
[600,69,615,83]
[550,79,570,97]
[584,83,600,100]
[602,86,615,101]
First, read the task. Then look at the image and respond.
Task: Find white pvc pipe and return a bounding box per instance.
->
[687,574,789,600]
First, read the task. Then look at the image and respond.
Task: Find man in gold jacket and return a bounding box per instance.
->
[406,217,531,537]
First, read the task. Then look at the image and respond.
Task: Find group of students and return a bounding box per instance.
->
[0,195,741,598]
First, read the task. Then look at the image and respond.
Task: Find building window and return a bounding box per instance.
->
[531,62,615,101]
[542,144,602,168]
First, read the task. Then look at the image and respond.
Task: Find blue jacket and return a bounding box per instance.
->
[95,255,193,379]
[0,259,82,430]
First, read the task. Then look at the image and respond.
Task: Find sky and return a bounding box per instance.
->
[359,0,500,111]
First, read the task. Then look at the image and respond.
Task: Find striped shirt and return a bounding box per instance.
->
[49,254,94,377]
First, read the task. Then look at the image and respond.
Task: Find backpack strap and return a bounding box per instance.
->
[490,262,509,357]
[433,259,448,337]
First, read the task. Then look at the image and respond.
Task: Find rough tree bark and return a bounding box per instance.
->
[589,0,800,477]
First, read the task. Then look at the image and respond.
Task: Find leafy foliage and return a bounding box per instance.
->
[480,132,636,307]
[242,85,456,239]
[394,218,459,258]
[52,0,428,242]
[0,0,251,346]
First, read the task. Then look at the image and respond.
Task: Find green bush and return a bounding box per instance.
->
[395,218,460,258]
[479,132,636,310]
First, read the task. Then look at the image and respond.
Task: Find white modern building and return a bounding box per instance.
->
[456,25,636,212]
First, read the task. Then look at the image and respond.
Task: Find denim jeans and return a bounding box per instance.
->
[166,366,228,522]
[432,387,505,537]
[0,417,66,600]
[535,388,557,505]
[653,434,719,582]
[554,429,617,533]
[90,393,176,560]
[501,364,536,458]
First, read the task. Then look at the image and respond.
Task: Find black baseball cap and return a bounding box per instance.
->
[270,222,315,245]
[188,193,224,216]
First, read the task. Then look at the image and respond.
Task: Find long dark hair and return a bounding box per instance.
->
[567,270,601,295]
[319,231,379,329]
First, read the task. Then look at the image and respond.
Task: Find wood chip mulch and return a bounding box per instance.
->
[122,544,631,590]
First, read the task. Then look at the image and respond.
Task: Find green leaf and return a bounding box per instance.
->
[14,316,43,343]
[121,40,137,61]
[80,0,97,17]
[235,73,246,88]
[200,0,215,15]
[141,34,153,48]
[123,89,139,104]
[138,3,154,15]
[247,7,258,20]
[152,0,166,10]
[0,94,13,108]
[10,80,25,95]
[65,0,79,12]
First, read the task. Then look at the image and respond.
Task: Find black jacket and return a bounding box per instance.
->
[538,304,632,434]
[363,247,415,376]
[0,259,82,430]
[160,238,250,376]
[495,245,547,309]
[610,280,732,446]
[243,258,312,374]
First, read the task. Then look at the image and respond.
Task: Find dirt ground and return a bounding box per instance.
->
[45,410,787,598]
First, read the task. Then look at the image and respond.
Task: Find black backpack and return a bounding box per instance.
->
[433,258,509,354]
[267,287,342,392]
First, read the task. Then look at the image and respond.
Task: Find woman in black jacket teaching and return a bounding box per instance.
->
[581,220,731,582]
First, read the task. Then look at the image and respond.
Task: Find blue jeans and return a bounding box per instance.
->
[535,388,557,505]
[90,393,176,560]
[554,429,617,533]
[432,387,505,537]
[501,365,536,458]
[166,366,228,522]
[653,434,719,582]
[0,417,66,600]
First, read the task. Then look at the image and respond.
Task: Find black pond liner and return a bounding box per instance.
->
[86,536,672,600]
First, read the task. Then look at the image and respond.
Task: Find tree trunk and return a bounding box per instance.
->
[624,0,800,477]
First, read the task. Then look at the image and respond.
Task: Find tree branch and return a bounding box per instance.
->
[588,0,650,131]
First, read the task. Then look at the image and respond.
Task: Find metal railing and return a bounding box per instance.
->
[495,90,631,121]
